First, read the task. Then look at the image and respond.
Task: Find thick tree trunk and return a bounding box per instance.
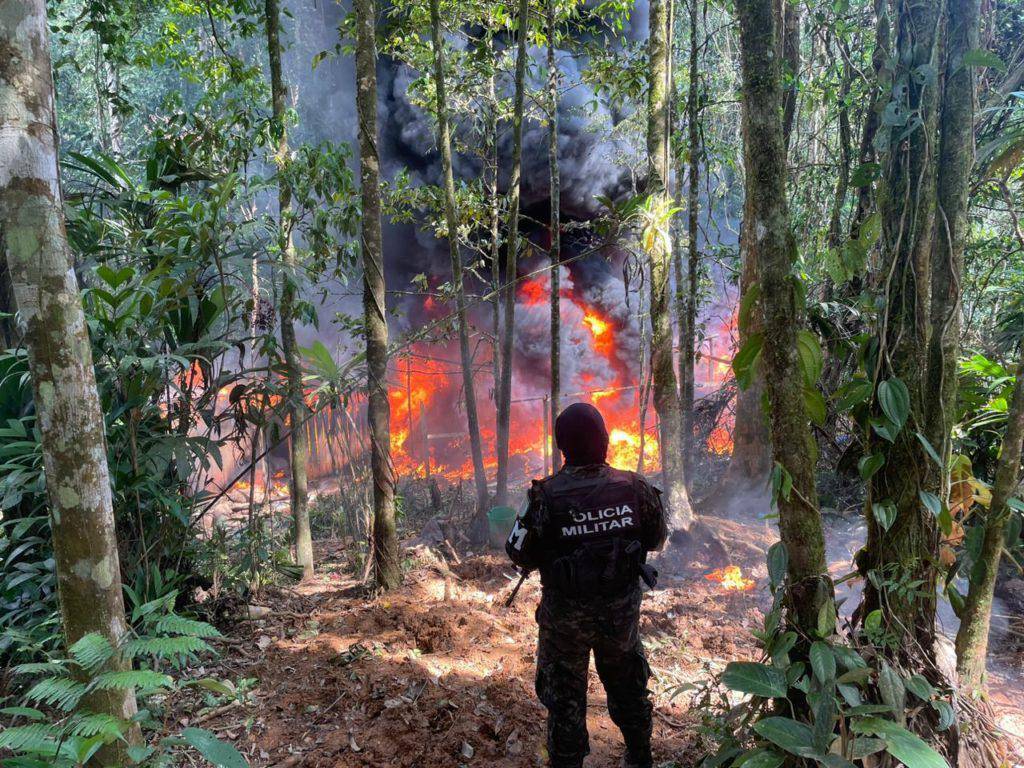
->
[955,358,1024,689]
[859,0,942,655]
[547,0,562,474]
[647,0,694,530]
[0,0,138,756]
[265,0,313,579]
[924,0,982,471]
[826,43,852,252]
[428,0,490,528]
[356,0,401,590]
[494,0,530,506]
[735,0,832,635]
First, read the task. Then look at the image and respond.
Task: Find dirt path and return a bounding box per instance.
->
[186,532,1024,767]
[191,547,765,767]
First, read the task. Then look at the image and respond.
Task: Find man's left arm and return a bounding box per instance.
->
[635,476,668,552]
[505,483,547,570]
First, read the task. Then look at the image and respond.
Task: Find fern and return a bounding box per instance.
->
[123,634,211,660]
[66,712,128,740]
[24,676,86,710]
[12,660,67,676]
[153,613,222,638]
[69,633,114,673]
[90,669,172,691]
[0,723,63,755]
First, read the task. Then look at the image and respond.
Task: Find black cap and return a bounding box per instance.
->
[554,402,609,466]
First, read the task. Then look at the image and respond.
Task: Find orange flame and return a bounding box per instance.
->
[705,565,755,591]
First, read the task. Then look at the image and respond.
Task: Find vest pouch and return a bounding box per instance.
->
[547,537,642,598]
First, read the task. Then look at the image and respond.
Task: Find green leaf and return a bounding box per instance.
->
[816,598,837,639]
[721,661,789,699]
[878,378,910,430]
[915,432,943,466]
[905,674,935,701]
[752,717,820,758]
[91,669,172,692]
[837,667,875,685]
[796,330,823,387]
[810,642,836,683]
[850,162,881,187]
[870,416,898,443]
[835,377,873,411]
[962,48,1006,72]
[852,718,950,768]
[858,453,885,481]
[878,662,907,715]
[767,542,788,589]
[919,491,943,518]
[180,728,249,768]
[69,633,114,674]
[735,748,785,768]
[931,699,955,731]
[733,334,764,390]
[804,387,826,426]
[192,678,236,697]
[871,500,897,532]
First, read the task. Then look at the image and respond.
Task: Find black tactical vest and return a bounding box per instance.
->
[535,466,644,599]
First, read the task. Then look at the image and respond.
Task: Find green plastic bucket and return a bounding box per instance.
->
[486,505,517,550]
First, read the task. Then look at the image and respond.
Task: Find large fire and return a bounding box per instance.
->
[704,565,755,591]
[203,261,738,499]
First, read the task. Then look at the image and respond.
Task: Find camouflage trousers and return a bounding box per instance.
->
[534,588,653,768]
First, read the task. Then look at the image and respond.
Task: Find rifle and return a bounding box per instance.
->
[504,569,531,607]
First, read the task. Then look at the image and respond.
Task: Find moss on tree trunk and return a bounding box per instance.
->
[0,0,138,758]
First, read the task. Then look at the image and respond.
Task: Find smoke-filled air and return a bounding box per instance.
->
[2,0,1024,766]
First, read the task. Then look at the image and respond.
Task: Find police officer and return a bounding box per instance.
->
[506,402,667,768]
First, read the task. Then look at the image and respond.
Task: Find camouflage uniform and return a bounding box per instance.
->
[507,463,667,768]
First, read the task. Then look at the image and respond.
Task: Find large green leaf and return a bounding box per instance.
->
[181,727,249,768]
[766,542,788,589]
[878,378,910,430]
[752,717,820,758]
[810,642,836,684]
[852,718,950,768]
[735,748,785,768]
[721,662,788,699]
[858,453,885,481]
[796,330,823,387]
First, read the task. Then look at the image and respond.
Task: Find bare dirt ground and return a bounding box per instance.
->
[183,517,1024,768]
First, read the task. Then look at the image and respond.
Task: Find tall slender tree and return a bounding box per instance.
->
[0,0,138,755]
[494,0,531,507]
[428,0,490,528]
[735,0,832,636]
[264,0,313,579]
[955,357,1024,689]
[356,0,401,589]
[547,0,562,473]
[924,0,982,468]
[679,0,701,465]
[647,0,694,530]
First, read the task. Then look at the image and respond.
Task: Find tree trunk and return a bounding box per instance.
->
[547,0,562,475]
[780,0,800,152]
[735,0,832,635]
[356,0,401,590]
[486,61,502,407]
[647,0,694,530]
[495,0,530,506]
[849,0,890,241]
[428,0,490,528]
[859,0,942,656]
[825,41,852,252]
[924,0,982,473]
[955,358,1024,689]
[0,0,138,756]
[680,0,701,468]
[264,0,313,579]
